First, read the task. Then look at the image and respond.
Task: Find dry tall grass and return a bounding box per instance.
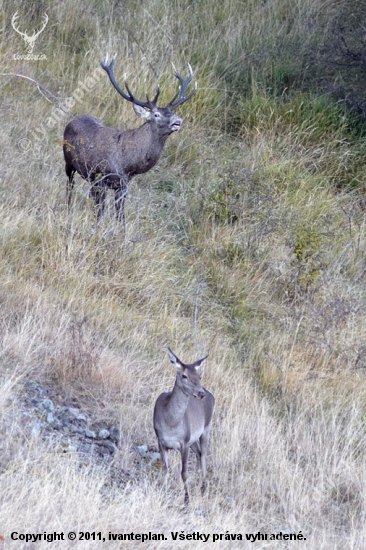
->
[1,0,366,548]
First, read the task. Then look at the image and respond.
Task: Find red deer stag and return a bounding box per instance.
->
[63,54,196,226]
[153,348,215,504]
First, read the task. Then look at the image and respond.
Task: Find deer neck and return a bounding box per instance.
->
[145,120,170,147]
[164,379,191,427]
[140,122,169,160]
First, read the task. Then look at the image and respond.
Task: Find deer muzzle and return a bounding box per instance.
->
[170,115,183,132]
[193,389,206,399]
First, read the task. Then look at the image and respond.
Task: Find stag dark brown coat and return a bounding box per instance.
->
[63,54,196,225]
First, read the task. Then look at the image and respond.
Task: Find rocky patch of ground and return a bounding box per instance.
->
[3,379,161,489]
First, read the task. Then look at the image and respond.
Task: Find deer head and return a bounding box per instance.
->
[100,53,197,137]
[167,347,207,399]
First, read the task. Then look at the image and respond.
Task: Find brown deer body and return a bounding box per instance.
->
[153,348,215,504]
[63,54,196,225]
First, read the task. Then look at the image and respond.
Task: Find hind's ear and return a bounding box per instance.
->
[167,348,183,371]
[133,104,151,119]
[193,355,208,371]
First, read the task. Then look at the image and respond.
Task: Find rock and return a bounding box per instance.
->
[25,380,44,394]
[136,461,149,471]
[109,426,120,444]
[149,452,161,463]
[30,421,42,438]
[46,412,55,424]
[96,440,117,454]
[78,442,93,455]
[90,421,108,432]
[136,445,148,457]
[51,420,62,431]
[69,424,84,434]
[17,380,128,479]
[41,398,55,412]
[98,429,110,440]
[59,409,72,425]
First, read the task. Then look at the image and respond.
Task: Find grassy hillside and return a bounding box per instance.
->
[1,0,366,547]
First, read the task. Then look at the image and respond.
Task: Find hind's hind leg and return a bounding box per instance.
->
[65,165,75,211]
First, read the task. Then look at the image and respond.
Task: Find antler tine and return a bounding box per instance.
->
[167,63,197,110]
[150,85,160,107]
[124,79,160,109]
[100,53,154,109]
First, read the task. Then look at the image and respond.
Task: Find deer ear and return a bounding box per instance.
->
[133,104,151,119]
[167,348,183,371]
[193,355,208,371]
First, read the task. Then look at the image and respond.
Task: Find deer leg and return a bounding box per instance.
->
[198,427,211,495]
[180,446,190,504]
[90,185,106,222]
[190,441,202,471]
[66,168,75,211]
[191,440,207,495]
[114,186,126,226]
[157,439,168,475]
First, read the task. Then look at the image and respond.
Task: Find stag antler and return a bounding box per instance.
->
[101,53,160,110]
[167,63,197,110]
[101,54,197,111]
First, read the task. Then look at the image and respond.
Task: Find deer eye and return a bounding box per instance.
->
[154,112,160,118]
[182,374,188,379]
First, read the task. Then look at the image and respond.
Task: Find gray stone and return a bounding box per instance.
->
[136,461,149,471]
[96,440,117,453]
[78,442,93,455]
[136,445,148,457]
[42,398,54,412]
[51,421,62,431]
[17,379,126,475]
[25,381,45,396]
[46,412,55,423]
[109,426,120,444]
[69,424,84,434]
[59,410,71,425]
[149,452,161,463]
[30,421,42,438]
[90,421,108,431]
[98,429,110,440]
